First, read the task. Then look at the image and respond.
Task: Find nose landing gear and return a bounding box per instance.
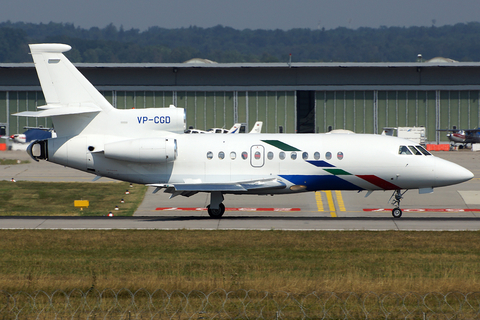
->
[391,189,408,218]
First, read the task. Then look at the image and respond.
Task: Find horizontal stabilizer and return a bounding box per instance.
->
[14,103,102,118]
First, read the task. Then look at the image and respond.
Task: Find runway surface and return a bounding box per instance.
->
[3,216,480,231]
[1,149,479,230]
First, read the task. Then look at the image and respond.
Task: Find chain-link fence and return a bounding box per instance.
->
[2,289,480,319]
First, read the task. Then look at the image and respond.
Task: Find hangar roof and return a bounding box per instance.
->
[1,62,480,91]
[3,62,480,69]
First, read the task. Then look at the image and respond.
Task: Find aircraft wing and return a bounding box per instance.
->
[437,128,480,132]
[148,178,286,197]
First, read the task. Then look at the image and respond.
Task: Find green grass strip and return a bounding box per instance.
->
[0,181,147,216]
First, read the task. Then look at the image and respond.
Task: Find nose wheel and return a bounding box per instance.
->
[390,189,407,218]
[392,207,402,218]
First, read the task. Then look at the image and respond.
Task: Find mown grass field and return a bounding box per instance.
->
[1,230,479,294]
[0,159,29,165]
[0,181,147,216]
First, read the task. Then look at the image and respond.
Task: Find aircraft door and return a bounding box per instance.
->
[250,145,264,168]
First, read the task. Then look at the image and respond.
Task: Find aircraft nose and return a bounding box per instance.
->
[434,157,474,187]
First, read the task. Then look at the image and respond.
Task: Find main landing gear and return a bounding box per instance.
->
[391,189,408,218]
[207,192,225,218]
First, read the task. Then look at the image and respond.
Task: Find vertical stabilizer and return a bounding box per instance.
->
[29,44,113,112]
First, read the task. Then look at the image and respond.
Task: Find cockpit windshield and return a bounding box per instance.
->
[416,145,432,155]
[398,145,432,156]
[408,146,422,155]
[398,145,412,155]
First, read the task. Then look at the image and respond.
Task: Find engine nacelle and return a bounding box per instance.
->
[27,139,48,162]
[103,138,177,163]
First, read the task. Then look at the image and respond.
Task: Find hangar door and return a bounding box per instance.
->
[296,91,315,133]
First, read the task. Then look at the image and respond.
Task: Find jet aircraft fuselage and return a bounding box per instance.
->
[16,43,474,219]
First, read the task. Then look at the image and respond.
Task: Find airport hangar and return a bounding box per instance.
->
[1,60,480,143]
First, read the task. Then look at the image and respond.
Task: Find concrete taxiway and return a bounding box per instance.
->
[1,149,479,230]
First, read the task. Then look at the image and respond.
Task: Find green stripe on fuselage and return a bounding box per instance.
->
[324,169,351,175]
[261,140,300,151]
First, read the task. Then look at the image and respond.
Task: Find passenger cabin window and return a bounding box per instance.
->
[325,152,332,160]
[279,152,286,160]
[267,151,274,160]
[302,152,308,160]
[314,152,320,160]
[291,152,297,160]
[218,151,225,159]
[230,151,236,160]
[398,146,412,155]
[241,152,248,160]
[337,152,344,160]
[207,151,213,159]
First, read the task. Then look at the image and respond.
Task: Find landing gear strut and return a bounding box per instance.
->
[391,189,408,218]
[207,192,225,218]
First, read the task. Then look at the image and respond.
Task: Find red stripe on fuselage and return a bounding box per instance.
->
[356,175,399,190]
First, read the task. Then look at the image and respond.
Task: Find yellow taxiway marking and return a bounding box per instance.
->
[335,190,346,212]
[315,190,346,217]
[324,191,336,217]
[315,191,324,212]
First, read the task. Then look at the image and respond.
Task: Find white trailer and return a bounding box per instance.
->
[382,127,426,145]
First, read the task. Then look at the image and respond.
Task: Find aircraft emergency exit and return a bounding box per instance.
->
[15,44,474,218]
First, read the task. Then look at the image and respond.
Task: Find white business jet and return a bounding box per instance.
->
[15,44,474,218]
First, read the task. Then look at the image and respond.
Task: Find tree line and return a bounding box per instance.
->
[0,21,479,63]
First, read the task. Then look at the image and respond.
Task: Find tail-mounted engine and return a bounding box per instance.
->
[104,138,177,163]
[27,140,49,162]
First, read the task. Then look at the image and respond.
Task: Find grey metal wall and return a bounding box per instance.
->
[1,89,478,143]
[315,90,480,142]
[1,62,480,142]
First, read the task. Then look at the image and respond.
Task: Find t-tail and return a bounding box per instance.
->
[16,44,115,137]
[15,43,185,165]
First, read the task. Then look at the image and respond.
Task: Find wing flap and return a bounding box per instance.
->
[148,178,286,194]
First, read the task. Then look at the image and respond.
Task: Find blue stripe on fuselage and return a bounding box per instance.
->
[280,175,364,191]
[306,160,336,168]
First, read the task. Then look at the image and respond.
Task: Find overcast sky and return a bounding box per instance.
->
[1,0,479,31]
